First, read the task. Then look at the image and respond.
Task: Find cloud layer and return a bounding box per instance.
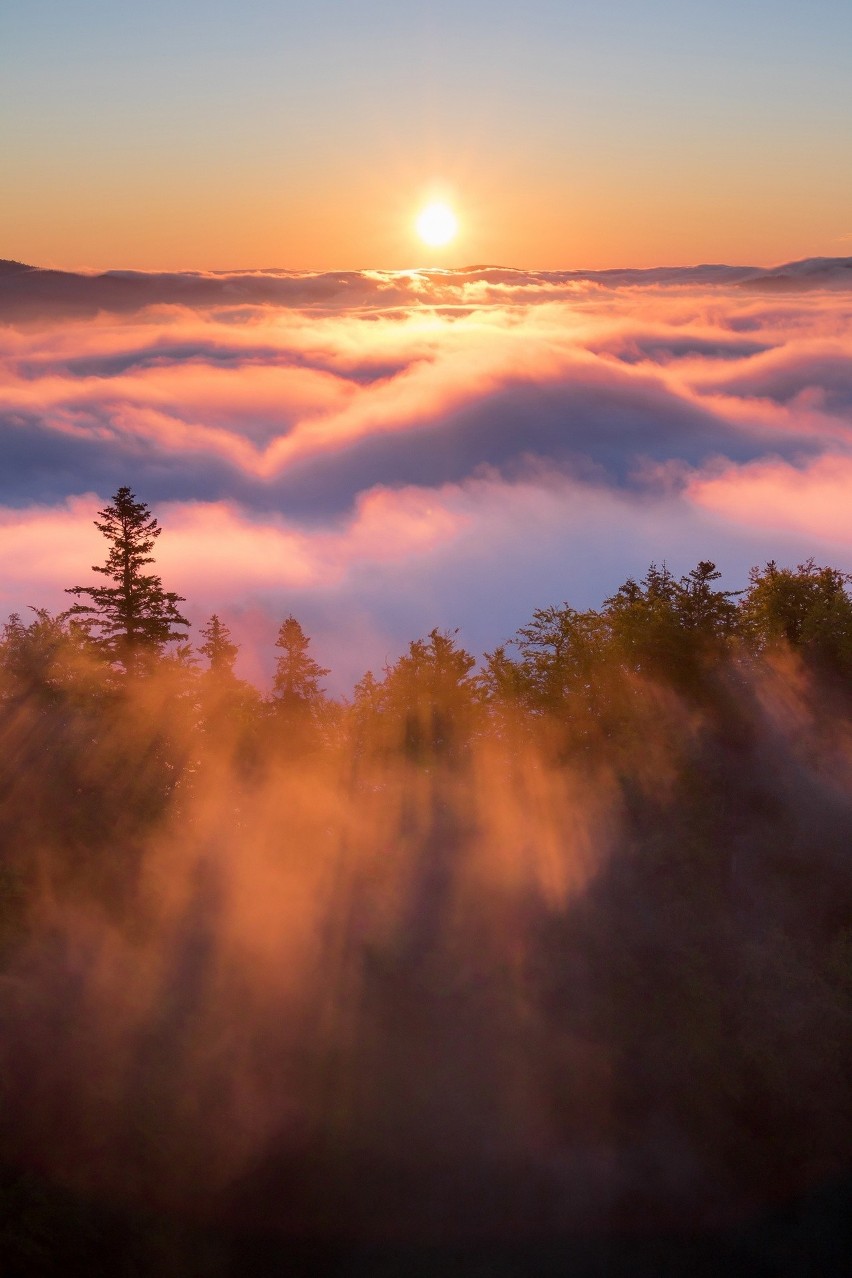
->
[2,260,851,689]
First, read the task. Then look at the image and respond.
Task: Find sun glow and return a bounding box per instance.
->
[416,202,458,248]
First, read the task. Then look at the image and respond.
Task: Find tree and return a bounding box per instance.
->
[381,628,478,760]
[0,608,94,700]
[676,561,740,638]
[741,559,852,678]
[195,613,262,747]
[266,616,331,758]
[479,643,530,706]
[271,615,329,709]
[602,563,682,675]
[602,561,739,690]
[514,604,605,710]
[66,487,189,672]
[198,614,239,679]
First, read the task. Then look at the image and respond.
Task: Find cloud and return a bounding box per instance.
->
[689,453,852,544]
[1,263,852,688]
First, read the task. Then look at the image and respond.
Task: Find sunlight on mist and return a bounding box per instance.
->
[1,632,850,1243]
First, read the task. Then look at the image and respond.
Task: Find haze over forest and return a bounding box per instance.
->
[3,1,852,1267]
[0,478,851,1271]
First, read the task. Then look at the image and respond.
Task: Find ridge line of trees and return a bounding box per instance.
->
[2,488,852,763]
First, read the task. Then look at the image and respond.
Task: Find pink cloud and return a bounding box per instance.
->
[689,454,852,544]
[0,496,104,604]
[3,284,850,492]
[2,269,852,687]
[0,488,465,615]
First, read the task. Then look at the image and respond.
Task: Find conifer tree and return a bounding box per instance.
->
[382,627,478,759]
[272,616,329,708]
[66,486,189,672]
[676,561,740,637]
[198,614,239,678]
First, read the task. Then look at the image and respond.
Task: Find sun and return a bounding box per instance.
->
[416,201,458,248]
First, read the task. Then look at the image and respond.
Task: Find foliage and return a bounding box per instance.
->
[1,608,98,700]
[602,560,740,689]
[66,487,189,672]
[2,514,852,1262]
[378,627,478,760]
[271,615,329,708]
[198,614,239,678]
[741,558,852,677]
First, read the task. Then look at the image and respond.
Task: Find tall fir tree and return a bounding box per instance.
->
[272,616,329,709]
[198,614,239,678]
[66,486,189,672]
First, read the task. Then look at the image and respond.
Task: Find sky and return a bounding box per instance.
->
[2,3,851,690]
[3,10,851,1240]
[1,261,851,691]
[2,0,852,270]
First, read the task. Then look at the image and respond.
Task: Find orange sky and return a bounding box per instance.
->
[4,152,849,274]
[2,1,851,271]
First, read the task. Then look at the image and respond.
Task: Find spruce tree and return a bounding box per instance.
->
[66,486,189,672]
[272,616,329,708]
[198,614,239,678]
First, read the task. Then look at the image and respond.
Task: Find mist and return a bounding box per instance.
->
[1,583,850,1271]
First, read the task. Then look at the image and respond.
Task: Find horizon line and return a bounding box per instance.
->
[4,253,852,278]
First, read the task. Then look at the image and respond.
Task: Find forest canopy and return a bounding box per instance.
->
[5,487,852,720]
[1,488,851,1271]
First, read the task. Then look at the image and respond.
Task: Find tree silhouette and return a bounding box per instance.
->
[600,561,740,694]
[66,486,189,672]
[198,614,239,679]
[272,615,329,709]
[603,563,682,676]
[672,561,740,643]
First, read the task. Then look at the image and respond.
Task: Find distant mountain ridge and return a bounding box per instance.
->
[739,256,852,291]
[1,256,850,319]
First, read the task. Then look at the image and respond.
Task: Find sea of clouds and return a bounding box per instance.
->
[1,257,851,690]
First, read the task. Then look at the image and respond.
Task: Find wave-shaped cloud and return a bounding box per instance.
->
[1,261,851,687]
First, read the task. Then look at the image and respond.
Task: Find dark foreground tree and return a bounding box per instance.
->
[66,486,189,672]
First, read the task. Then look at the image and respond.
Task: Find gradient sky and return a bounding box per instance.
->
[3,0,851,270]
